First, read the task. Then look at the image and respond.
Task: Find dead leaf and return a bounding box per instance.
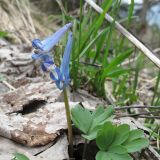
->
[37,134,69,160]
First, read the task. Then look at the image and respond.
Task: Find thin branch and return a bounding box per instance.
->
[147,146,160,160]
[2,81,16,91]
[116,111,160,117]
[115,105,160,110]
[117,115,160,119]
[85,0,160,68]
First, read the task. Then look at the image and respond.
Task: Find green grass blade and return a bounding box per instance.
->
[128,0,134,23]
[102,49,133,79]
[79,30,105,58]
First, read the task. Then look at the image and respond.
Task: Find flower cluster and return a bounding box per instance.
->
[32,23,73,90]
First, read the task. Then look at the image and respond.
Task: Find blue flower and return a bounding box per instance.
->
[31,23,73,90]
[32,23,72,62]
[50,32,73,89]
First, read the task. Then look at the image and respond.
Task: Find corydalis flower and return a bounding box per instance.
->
[32,23,72,62]
[31,23,73,90]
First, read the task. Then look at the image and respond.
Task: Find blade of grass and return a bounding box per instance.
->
[102,49,133,79]
[77,0,112,55]
[102,21,115,66]
[85,0,160,68]
[133,53,143,95]
[92,28,109,64]
[151,71,160,105]
[106,68,131,78]
[79,30,105,58]
[128,0,134,23]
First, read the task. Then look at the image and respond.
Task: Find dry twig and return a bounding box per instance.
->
[85,0,160,68]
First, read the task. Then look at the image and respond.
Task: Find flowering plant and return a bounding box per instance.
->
[31,23,73,155]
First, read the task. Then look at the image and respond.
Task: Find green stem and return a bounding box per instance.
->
[63,88,73,157]
[82,139,88,160]
[151,71,160,105]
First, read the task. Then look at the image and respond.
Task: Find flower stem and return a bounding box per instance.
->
[63,88,73,157]
[82,139,88,160]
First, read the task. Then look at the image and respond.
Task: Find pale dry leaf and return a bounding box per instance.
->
[37,134,69,160]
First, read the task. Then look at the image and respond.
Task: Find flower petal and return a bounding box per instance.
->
[41,23,72,52]
[60,32,73,79]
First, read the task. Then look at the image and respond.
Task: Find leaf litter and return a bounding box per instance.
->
[0,38,158,159]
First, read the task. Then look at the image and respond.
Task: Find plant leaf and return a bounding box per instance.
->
[126,129,144,142]
[71,104,92,134]
[105,68,131,78]
[96,151,132,160]
[124,138,149,153]
[96,122,116,151]
[108,145,127,154]
[108,152,133,160]
[96,151,111,160]
[71,105,114,140]
[13,153,29,160]
[90,106,114,130]
[0,31,8,38]
[111,124,130,146]
[128,0,134,23]
[102,49,133,79]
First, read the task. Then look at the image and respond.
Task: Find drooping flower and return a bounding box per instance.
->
[50,32,73,89]
[32,23,72,63]
[31,23,73,90]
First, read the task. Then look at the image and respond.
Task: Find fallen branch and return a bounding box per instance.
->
[117,115,160,119]
[85,0,160,68]
[147,146,160,160]
[116,111,160,117]
[115,105,160,110]
[2,81,16,91]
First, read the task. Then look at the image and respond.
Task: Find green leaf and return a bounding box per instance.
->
[102,49,133,79]
[111,124,130,146]
[72,105,114,140]
[86,106,114,140]
[79,30,105,58]
[93,28,109,63]
[13,153,29,160]
[124,138,149,153]
[108,145,127,154]
[108,152,133,160]
[71,104,92,134]
[105,68,131,78]
[93,0,112,37]
[96,151,111,160]
[96,151,133,160]
[128,0,134,23]
[82,125,102,140]
[91,106,114,129]
[0,31,8,38]
[126,129,144,142]
[96,122,116,151]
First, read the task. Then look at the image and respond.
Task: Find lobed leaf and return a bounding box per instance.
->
[124,138,149,153]
[71,105,114,140]
[111,124,130,146]
[71,104,92,134]
[96,122,116,151]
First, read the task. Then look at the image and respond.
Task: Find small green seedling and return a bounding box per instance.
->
[71,104,114,140]
[12,153,29,160]
[0,31,8,38]
[96,122,149,160]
